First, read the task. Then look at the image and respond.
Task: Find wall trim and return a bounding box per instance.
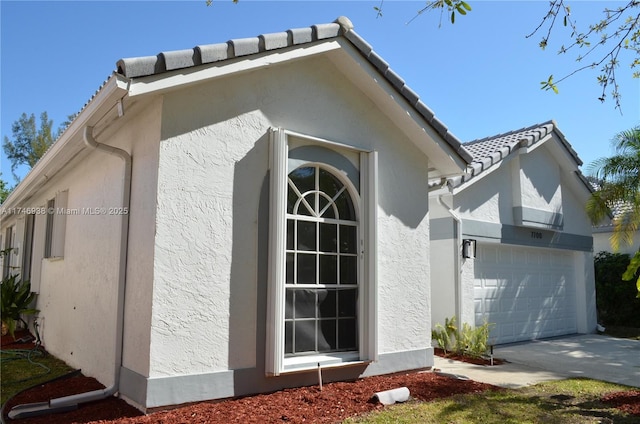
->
[462,219,592,252]
[122,348,432,410]
[513,206,563,230]
[430,217,456,241]
[119,366,148,409]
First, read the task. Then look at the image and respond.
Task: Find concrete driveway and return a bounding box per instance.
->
[494,334,640,388]
[433,334,640,389]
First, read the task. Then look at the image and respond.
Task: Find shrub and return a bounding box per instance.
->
[432,316,457,354]
[0,274,38,338]
[432,316,493,358]
[594,251,640,327]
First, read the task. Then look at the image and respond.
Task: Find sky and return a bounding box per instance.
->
[1,1,639,186]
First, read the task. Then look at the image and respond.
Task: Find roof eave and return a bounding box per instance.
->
[2,74,130,210]
[117,17,470,175]
[123,33,470,178]
[125,39,344,98]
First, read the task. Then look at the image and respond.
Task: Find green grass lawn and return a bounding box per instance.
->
[1,347,74,406]
[2,333,638,422]
[344,379,638,424]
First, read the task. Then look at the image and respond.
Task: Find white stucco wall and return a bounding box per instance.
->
[149,55,433,378]
[432,140,597,339]
[0,100,163,387]
[428,196,458,330]
[18,152,124,385]
[517,147,563,213]
[376,140,431,354]
[455,161,515,224]
[120,99,163,378]
[459,255,477,327]
[575,250,598,333]
[593,231,640,256]
[455,144,593,236]
[560,173,592,236]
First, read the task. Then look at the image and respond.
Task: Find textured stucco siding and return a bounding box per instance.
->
[41,158,123,384]
[455,162,514,224]
[8,151,125,386]
[455,145,586,231]
[517,148,563,214]
[560,173,592,237]
[575,250,598,333]
[593,232,640,255]
[152,110,266,376]
[429,237,457,327]
[121,99,163,378]
[0,102,162,387]
[440,141,597,340]
[376,138,431,354]
[150,55,433,379]
[428,197,458,330]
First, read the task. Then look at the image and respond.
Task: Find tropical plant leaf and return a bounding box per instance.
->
[1,273,38,338]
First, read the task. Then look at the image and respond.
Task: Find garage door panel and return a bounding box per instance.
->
[481,245,500,264]
[499,323,515,341]
[485,298,501,313]
[513,297,528,312]
[474,244,578,344]
[513,249,527,265]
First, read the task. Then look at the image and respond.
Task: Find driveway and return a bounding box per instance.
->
[494,334,640,388]
[433,334,640,389]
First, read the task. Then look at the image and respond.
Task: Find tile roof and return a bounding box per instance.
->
[2,16,475,210]
[116,22,344,78]
[590,180,634,229]
[115,16,472,164]
[447,120,584,189]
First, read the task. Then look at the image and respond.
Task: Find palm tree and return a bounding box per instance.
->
[586,126,640,296]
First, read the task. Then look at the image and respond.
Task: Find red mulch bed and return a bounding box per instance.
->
[433,348,506,366]
[601,390,640,416]
[4,371,496,424]
[3,332,639,423]
[1,329,41,351]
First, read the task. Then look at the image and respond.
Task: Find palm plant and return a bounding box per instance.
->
[0,248,39,337]
[1,274,38,338]
[586,126,640,297]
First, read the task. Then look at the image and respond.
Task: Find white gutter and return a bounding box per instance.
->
[48,126,132,408]
[2,74,130,210]
[8,109,133,420]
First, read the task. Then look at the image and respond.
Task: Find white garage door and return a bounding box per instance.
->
[474,243,577,345]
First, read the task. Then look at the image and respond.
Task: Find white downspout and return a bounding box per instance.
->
[436,194,462,325]
[50,126,132,407]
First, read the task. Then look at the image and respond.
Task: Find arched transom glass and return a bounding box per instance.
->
[285,165,359,355]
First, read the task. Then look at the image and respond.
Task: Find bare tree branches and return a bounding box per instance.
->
[531,0,640,111]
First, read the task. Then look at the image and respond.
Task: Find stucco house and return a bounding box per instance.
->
[0,17,472,413]
[429,121,598,345]
[593,202,640,256]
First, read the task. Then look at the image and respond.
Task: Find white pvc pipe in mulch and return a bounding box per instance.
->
[373,387,410,405]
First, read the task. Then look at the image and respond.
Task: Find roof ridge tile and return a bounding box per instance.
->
[114,16,472,163]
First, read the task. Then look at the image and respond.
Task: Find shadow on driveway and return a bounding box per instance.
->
[494,334,640,388]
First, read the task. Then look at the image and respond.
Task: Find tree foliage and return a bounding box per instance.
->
[3,112,57,180]
[0,174,10,204]
[594,251,640,326]
[374,0,640,110]
[587,126,640,297]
